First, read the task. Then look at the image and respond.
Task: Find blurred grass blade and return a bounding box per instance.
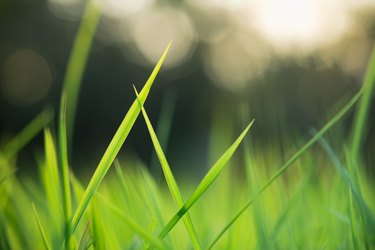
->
[97,194,169,250]
[150,91,177,179]
[70,42,171,233]
[134,87,201,249]
[350,43,375,161]
[62,0,102,142]
[32,203,52,250]
[59,91,73,250]
[317,137,375,247]
[158,119,254,239]
[243,141,271,249]
[78,221,92,250]
[2,108,53,159]
[208,88,363,249]
[349,186,360,250]
[58,0,101,246]
[42,129,62,224]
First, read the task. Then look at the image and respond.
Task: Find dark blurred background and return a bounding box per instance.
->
[1,0,374,174]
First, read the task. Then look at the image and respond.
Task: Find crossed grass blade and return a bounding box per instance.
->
[70,42,171,233]
[158,119,255,240]
[134,87,201,249]
[208,87,364,249]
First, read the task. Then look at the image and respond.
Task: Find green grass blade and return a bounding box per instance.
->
[319,136,375,222]
[59,90,73,250]
[134,87,201,249]
[318,137,375,247]
[59,1,101,244]
[349,186,360,250]
[78,221,92,250]
[32,203,52,250]
[350,44,375,161]
[43,128,61,202]
[41,128,63,233]
[62,0,101,142]
[70,42,171,233]
[243,141,271,249]
[208,88,363,249]
[97,194,169,250]
[158,119,254,240]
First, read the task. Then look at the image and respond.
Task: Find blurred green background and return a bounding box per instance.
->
[1,0,374,174]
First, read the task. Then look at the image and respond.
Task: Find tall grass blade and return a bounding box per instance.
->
[158,119,254,239]
[62,0,102,141]
[70,42,171,233]
[208,88,363,249]
[134,87,201,249]
[58,0,102,246]
[32,203,52,250]
[59,90,73,250]
[350,44,375,161]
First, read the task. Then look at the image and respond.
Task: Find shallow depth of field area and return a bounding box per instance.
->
[1,0,375,249]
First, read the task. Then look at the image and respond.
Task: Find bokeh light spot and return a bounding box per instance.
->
[48,0,85,21]
[102,0,154,19]
[203,31,270,92]
[133,7,197,68]
[1,49,52,107]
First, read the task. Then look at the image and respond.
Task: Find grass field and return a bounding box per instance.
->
[1,0,375,249]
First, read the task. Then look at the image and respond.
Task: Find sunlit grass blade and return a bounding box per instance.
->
[350,44,375,161]
[32,203,52,250]
[62,0,101,141]
[41,128,63,247]
[70,42,171,233]
[97,194,169,250]
[1,108,53,159]
[158,119,254,240]
[42,129,62,214]
[208,88,363,249]
[134,87,201,249]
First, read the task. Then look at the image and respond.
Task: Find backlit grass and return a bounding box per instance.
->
[0,0,374,248]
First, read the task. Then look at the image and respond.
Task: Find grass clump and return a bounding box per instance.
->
[0,0,374,248]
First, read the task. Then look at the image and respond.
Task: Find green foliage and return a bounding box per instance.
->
[0,0,374,247]
[134,87,201,249]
